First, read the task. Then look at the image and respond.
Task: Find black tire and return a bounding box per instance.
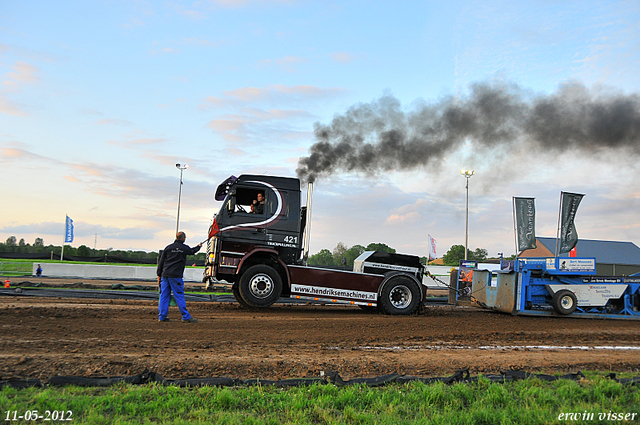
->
[379,275,421,315]
[552,289,577,315]
[238,265,283,308]
[232,284,251,308]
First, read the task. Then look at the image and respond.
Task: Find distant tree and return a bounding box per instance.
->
[473,248,488,262]
[332,242,348,266]
[77,245,92,257]
[15,238,28,253]
[442,245,489,266]
[442,245,472,266]
[61,245,77,256]
[344,244,366,268]
[308,249,334,267]
[34,238,44,247]
[365,243,396,254]
[129,250,148,259]
[5,236,16,247]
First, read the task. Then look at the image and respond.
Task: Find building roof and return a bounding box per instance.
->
[536,237,640,266]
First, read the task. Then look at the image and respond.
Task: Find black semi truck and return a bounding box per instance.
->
[203,174,428,315]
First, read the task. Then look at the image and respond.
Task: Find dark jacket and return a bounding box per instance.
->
[157,240,201,278]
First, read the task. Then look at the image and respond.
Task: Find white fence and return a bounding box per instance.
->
[29,262,500,287]
[31,263,204,282]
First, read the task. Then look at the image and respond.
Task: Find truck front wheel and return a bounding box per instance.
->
[232,284,251,308]
[238,265,283,308]
[379,276,421,315]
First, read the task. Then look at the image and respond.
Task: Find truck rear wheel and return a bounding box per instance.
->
[232,284,251,308]
[552,289,577,315]
[379,275,421,315]
[239,265,283,308]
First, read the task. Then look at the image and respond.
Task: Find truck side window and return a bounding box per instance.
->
[267,191,288,219]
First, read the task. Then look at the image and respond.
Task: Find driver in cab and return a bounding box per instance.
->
[251,192,265,214]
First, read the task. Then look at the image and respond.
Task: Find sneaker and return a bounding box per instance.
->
[159,318,171,322]
[182,318,198,323]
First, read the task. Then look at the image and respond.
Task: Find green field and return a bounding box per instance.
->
[0,259,163,268]
[0,259,206,278]
[0,261,34,276]
[1,373,639,424]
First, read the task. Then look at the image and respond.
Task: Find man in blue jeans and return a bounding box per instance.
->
[157,231,202,322]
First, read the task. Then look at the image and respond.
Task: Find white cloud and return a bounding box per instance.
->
[0,95,27,117]
[206,108,313,144]
[6,61,39,83]
[0,60,40,116]
[385,211,421,225]
[202,84,347,108]
[257,55,310,72]
[182,37,219,46]
[0,221,158,241]
[204,0,298,8]
[95,118,134,126]
[124,137,167,145]
[329,52,355,64]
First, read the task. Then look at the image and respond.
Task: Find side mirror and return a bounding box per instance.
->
[227,194,236,216]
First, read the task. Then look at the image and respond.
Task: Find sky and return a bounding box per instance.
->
[1,0,639,259]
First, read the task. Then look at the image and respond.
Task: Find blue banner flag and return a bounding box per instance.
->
[64,215,74,243]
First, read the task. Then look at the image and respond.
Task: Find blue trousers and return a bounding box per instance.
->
[158,277,192,321]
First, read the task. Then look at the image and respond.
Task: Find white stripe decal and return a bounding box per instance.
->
[219,180,283,233]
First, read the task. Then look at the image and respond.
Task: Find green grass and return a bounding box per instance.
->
[0,261,34,276]
[1,373,639,424]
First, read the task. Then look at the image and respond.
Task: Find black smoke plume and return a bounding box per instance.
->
[296,81,640,182]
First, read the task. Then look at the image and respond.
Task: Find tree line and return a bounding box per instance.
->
[0,236,160,260]
[308,242,494,268]
[2,236,496,267]
[0,236,208,262]
[307,242,398,268]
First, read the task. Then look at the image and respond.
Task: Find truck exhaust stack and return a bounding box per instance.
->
[302,181,313,262]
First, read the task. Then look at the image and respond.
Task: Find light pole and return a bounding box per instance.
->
[176,163,188,234]
[461,169,475,260]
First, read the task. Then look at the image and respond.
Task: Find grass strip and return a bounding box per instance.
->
[1,373,639,424]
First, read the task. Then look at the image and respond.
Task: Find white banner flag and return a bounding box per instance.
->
[428,234,437,261]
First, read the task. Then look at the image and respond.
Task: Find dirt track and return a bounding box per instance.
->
[1,278,639,381]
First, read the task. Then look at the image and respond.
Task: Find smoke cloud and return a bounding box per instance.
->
[296,81,640,182]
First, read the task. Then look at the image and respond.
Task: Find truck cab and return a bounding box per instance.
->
[204,176,305,297]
